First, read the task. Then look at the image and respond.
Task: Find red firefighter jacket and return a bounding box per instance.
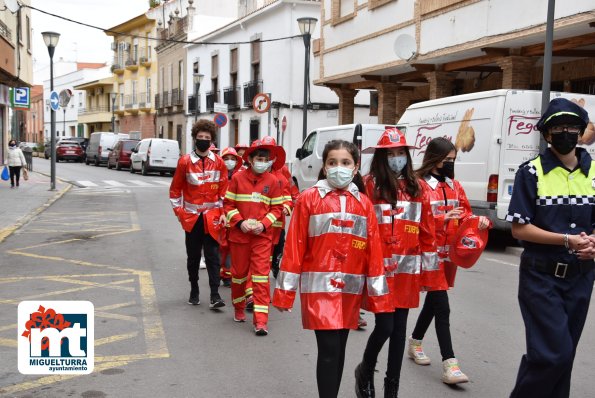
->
[364,175,437,309]
[169,151,228,232]
[223,168,284,243]
[420,175,472,289]
[273,180,392,330]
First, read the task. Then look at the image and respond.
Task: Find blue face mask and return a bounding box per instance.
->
[326,166,354,189]
[388,155,407,173]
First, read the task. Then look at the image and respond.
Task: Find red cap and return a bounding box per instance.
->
[448,217,489,268]
[362,128,411,154]
[242,136,286,170]
[209,143,220,153]
[234,143,249,150]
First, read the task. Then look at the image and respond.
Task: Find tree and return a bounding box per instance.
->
[149,0,161,8]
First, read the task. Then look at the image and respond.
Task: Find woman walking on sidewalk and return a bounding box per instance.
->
[355,128,437,398]
[407,137,489,385]
[273,140,390,398]
[6,140,27,188]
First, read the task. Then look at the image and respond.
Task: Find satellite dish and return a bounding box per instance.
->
[394,34,417,61]
[5,0,20,13]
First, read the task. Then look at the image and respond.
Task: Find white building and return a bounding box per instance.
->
[186,0,375,159]
[43,65,111,141]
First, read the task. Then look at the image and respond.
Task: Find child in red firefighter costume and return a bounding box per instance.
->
[219,147,244,287]
[223,140,285,336]
[407,137,490,385]
[354,128,437,398]
[273,140,391,398]
[169,119,227,308]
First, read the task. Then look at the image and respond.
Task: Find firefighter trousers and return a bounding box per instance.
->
[229,235,272,325]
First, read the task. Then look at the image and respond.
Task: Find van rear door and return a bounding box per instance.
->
[150,140,180,169]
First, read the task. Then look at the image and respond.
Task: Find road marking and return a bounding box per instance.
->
[77,180,98,187]
[152,180,171,186]
[0,338,17,348]
[128,179,153,186]
[485,257,519,267]
[103,180,126,187]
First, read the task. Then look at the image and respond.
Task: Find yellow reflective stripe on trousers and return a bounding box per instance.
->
[253,304,269,313]
[252,275,269,283]
[245,287,253,295]
[232,276,248,284]
[233,295,246,304]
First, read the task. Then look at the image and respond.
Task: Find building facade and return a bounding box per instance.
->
[0,0,33,162]
[316,0,595,124]
[26,85,43,145]
[187,0,374,158]
[106,14,159,138]
[74,77,118,135]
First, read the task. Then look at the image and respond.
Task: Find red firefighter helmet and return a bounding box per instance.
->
[362,128,411,154]
[221,147,243,173]
[242,136,286,170]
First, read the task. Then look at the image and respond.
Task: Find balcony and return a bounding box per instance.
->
[111,62,124,75]
[171,88,179,107]
[125,58,139,71]
[243,80,262,108]
[139,47,152,67]
[188,95,201,115]
[124,95,133,109]
[162,91,171,108]
[78,106,110,115]
[78,106,112,124]
[223,86,241,111]
[139,92,152,111]
[206,90,219,113]
[155,93,161,109]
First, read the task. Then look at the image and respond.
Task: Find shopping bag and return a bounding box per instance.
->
[1,165,8,181]
[22,167,29,181]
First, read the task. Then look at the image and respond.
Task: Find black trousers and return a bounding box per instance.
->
[271,229,285,274]
[185,214,220,296]
[314,329,350,398]
[411,290,455,361]
[9,166,21,186]
[363,309,409,381]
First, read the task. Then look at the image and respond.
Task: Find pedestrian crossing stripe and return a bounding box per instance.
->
[73,180,170,188]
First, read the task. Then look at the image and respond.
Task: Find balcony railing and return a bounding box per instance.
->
[78,106,110,115]
[139,92,151,109]
[206,90,219,113]
[162,91,171,107]
[176,89,184,106]
[171,88,179,106]
[0,19,12,41]
[188,95,200,114]
[243,80,262,108]
[223,86,241,111]
[124,95,133,109]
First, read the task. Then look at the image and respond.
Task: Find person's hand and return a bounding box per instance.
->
[569,232,591,252]
[478,216,490,230]
[445,207,464,220]
[283,207,290,216]
[274,306,291,313]
[219,214,227,226]
[240,221,253,234]
[252,222,265,235]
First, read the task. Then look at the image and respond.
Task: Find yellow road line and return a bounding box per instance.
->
[95,311,137,322]
[95,301,136,311]
[4,251,141,274]
[94,331,138,347]
[0,273,131,284]
[44,276,136,293]
[137,271,169,357]
[0,337,17,348]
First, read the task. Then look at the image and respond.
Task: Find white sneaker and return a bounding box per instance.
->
[407,336,431,365]
[199,259,206,269]
[442,358,469,384]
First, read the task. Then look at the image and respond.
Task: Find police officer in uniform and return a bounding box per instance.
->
[507,97,595,398]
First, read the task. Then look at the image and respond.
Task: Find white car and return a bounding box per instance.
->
[130,138,180,175]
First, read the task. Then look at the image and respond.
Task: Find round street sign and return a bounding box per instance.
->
[49,91,60,111]
[214,112,228,128]
[252,93,271,114]
[281,116,287,133]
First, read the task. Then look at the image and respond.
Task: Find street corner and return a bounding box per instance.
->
[0,208,168,396]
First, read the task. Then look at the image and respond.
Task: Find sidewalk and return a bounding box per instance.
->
[0,170,70,243]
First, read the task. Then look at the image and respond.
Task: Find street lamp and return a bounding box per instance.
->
[111,92,117,132]
[193,73,204,123]
[297,17,317,141]
[42,31,60,191]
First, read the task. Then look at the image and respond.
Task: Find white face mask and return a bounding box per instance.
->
[267,160,274,170]
[388,155,407,173]
[252,161,269,174]
[224,160,237,171]
[326,166,355,189]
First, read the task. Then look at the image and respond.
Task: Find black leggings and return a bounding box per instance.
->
[363,309,409,380]
[9,166,21,186]
[314,329,350,398]
[185,214,221,296]
[411,290,455,361]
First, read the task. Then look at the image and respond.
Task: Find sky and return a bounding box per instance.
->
[31,0,149,80]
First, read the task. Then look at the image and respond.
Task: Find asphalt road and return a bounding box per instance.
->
[1,159,594,398]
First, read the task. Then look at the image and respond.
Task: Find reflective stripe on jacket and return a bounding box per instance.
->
[273,180,391,330]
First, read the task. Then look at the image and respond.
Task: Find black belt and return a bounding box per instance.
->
[520,258,595,279]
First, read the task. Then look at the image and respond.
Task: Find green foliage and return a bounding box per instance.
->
[149,0,161,8]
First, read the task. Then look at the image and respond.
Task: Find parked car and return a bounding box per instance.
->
[130,138,180,175]
[107,139,139,170]
[86,132,129,166]
[43,138,59,159]
[56,141,85,162]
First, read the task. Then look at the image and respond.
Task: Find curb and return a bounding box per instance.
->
[0,183,72,244]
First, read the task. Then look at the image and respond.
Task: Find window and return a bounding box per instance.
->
[169,63,174,91]
[160,67,165,92]
[251,40,260,81]
[301,132,317,157]
[331,0,357,25]
[146,78,151,102]
[26,16,30,50]
[178,60,184,91]
[132,81,137,104]
[78,92,83,108]
[368,0,395,10]
[119,83,124,107]
[193,60,199,74]
[230,48,238,75]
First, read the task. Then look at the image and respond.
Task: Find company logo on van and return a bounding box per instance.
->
[507,115,539,136]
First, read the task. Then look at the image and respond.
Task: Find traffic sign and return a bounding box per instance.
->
[281,116,287,133]
[59,89,73,107]
[49,91,60,111]
[213,103,228,113]
[252,93,271,114]
[214,112,228,128]
[12,87,30,109]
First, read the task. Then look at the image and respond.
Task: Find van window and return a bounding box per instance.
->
[123,141,137,151]
[302,132,317,157]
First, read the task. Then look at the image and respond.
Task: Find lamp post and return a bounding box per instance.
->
[111,92,117,132]
[193,73,204,123]
[297,17,317,141]
[42,31,60,191]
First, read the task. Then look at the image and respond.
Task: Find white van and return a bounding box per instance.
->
[293,124,395,191]
[86,132,129,166]
[398,89,595,231]
[130,138,180,175]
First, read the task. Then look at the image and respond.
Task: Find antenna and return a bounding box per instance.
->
[5,0,20,13]
[394,34,417,62]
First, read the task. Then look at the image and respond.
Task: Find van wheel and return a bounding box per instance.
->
[116,161,122,171]
[141,162,148,176]
[107,161,112,169]
[130,165,135,173]
[94,157,100,166]
[85,158,89,165]
[159,171,165,176]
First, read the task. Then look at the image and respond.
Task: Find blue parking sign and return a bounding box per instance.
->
[12,87,30,109]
